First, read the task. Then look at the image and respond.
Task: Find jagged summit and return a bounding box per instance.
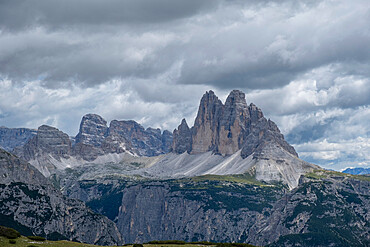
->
[14,124,72,161]
[172,118,192,154]
[172,90,297,157]
[75,113,108,147]
[13,114,174,176]
[167,90,313,188]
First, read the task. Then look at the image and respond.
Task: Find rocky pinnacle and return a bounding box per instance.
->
[172,90,298,158]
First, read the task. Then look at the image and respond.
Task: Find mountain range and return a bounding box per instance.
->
[342,167,370,175]
[0,90,369,246]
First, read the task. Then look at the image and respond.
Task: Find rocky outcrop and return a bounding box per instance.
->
[172,90,297,159]
[106,120,172,156]
[14,125,72,161]
[72,142,104,161]
[217,90,250,155]
[0,148,122,245]
[72,114,173,157]
[75,113,108,147]
[0,127,36,152]
[172,119,192,154]
[65,172,370,246]
[161,130,173,153]
[191,90,223,154]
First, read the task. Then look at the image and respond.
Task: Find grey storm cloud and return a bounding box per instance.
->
[0,0,219,30]
[0,0,369,90]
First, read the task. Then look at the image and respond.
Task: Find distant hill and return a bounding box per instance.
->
[342,167,370,175]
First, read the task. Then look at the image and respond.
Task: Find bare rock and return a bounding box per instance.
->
[172,119,192,154]
[0,127,36,152]
[0,148,122,245]
[75,113,108,147]
[173,90,297,159]
[15,125,72,161]
[107,120,172,156]
[191,90,223,154]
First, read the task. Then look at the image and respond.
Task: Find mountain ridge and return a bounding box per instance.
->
[8,90,317,189]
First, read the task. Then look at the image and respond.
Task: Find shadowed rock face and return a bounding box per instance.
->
[172,90,297,158]
[191,90,224,154]
[0,148,122,245]
[0,127,36,152]
[172,119,192,154]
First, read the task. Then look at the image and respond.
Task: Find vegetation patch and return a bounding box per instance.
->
[168,179,282,212]
[133,244,144,247]
[147,240,186,245]
[306,169,370,182]
[0,225,21,239]
[27,236,46,241]
[216,243,257,247]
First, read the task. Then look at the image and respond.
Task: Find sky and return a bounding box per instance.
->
[0,0,369,170]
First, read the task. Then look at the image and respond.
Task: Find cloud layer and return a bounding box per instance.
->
[0,0,369,170]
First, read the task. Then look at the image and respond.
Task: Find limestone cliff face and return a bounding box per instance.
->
[75,113,108,147]
[172,119,192,154]
[191,90,223,154]
[14,125,72,161]
[218,90,250,155]
[161,130,173,153]
[74,115,173,157]
[66,174,370,246]
[0,148,122,245]
[173,90,297,158]
[107,120,172,156]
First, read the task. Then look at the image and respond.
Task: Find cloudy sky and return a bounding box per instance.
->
[0,0,369,170]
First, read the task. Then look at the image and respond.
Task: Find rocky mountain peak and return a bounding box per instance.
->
[192,91,223,154]
[172,118,192,154]
[225,90,248,108]
[37,125,71,152]
[248,103,264,122]
[20,125,72,160]
[173,90,298,158]
[75,113,108,147]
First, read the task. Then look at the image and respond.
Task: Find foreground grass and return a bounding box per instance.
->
[0,237,219,247]
[0,236,100,247]
[0,237,259,247]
